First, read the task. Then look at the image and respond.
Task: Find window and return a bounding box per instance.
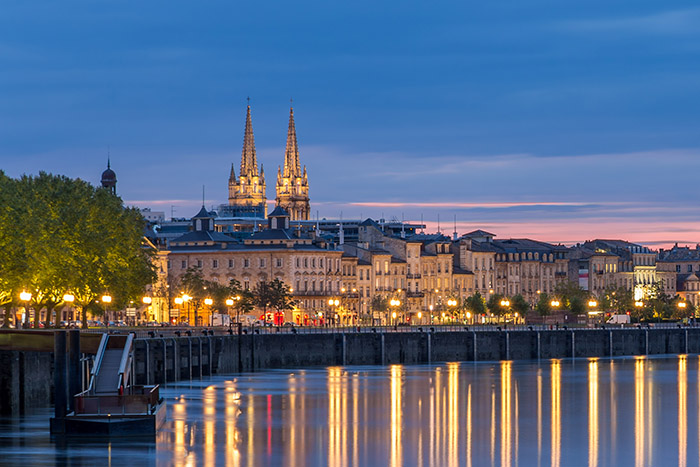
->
[689,265,693,273]
[212,259,218,268]
[312,258,316,268]
[276,258,282,267]
[244,259,250,268]
[320,258,324,268]
[304,258,308,268]
[197,259,202,268]
[228,259,234,268]
[260,258,266,268]
[244,279,250,290]
[296,258,300,268]
[677,265,682,273]
[181,260,187,269]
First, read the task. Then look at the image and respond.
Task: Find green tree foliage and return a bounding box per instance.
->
[251,279,295,316]
[510,294,530,316]
[370,295,388,314]
[0,172,156,328]
[486,293,505,316]
[464,292,486,316]
[535,292,552,316]
[554,280,589,315]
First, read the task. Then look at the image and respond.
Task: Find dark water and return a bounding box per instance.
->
[1,356,699,466]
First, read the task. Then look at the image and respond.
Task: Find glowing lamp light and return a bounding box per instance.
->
[392,312,397,319]
[225,299,234,306]
[466,312,472,319]
[588,300,597,308]
[182,294,191,302]
[500,299,510,307]
[174,297,183,305]
[101,295,112,304]
[635,301,644,307]
[678,302,687,309]
[142,296,152,304]
[204,298,213,306]
[19,291,32,302]
[63,293,75,303]
[328,299,334,306]
[551,300,561,307]
[417,312,422,319]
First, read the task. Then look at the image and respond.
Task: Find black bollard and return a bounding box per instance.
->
[54,331,67,419]
[68,330,80,412]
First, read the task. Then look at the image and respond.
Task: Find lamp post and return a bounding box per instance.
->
[447,299,458,324]
[204,297,213,326]
[101,294,112,326]
[182,294,192,326]
[174,297,183,325]
[390,298,401,325]
[429,304,434,324]
[62,293,74,328]
[142,296,152,325]
[19,291,31,328]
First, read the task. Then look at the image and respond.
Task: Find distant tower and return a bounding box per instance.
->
[101,157,117,195]
[275,105,310,221]
[228,103,267,217]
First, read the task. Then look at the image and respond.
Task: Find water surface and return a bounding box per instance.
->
[1,356,698,466]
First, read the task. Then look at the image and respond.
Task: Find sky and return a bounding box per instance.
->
[1,1,699,248]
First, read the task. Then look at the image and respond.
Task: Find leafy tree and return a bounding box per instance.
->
[464,292,486,316]
[510,294,530,317]
[554,280,589,314]
[486,293,506,316]
[268,278,296,313]
[0,172,155,328]
[370,295,388,314]
[535,293,552,316]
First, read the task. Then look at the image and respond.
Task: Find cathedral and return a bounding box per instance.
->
[226,103,310,220]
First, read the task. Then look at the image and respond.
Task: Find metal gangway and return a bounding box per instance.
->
[90,333,134,395]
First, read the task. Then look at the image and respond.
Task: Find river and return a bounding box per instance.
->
[0,355,697,466]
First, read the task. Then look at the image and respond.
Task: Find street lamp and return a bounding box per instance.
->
[101,294,112,325]
[550,300,561,308]
[142,296,152,325]
[62,293,74,328]
[19,291,31,328]
[390,298,401,325]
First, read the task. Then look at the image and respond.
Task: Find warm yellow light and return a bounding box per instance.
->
[142,296,152,304]
[101,294,112,304]
[417,312,422,319]
[334,299,340,306]
[466,312,471,319]
[19,291,32,302]
[441,312,446,318]
[678,302,687,308]
[635,301,644,307]
[174,297,183,305]
[204,298,213,306]
[289,288,294,293]
[352,288,357,292]
[318,312,323,317]
[392,312,397,319]
[235,295,241,301]
[536,289,541,294]
[500,299,510,307]
[588,300,597,308]
[63,293,75,303]
[225,299,234,306]
[182,294,191,302]
[551,300,560,307]
[328,299,334,306]
[489,289,494,294]
[341,288,346,293]
[514,312,518,318]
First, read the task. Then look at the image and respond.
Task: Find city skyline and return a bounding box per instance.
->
[2,1,699,247]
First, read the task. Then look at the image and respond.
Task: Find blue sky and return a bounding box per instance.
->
[1,1,699,246]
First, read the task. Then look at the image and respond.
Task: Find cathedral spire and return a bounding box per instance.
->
[284,106,300,178]
[241,104,258,178]
[229,163,236,183]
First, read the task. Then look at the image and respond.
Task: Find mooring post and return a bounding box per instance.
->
[571,331,575,358]
[54,331,67,419]
[472,330,477,362]
[380,333,385,365]
[537,331,541,360]
[68,330,80,412]
[609,330,613,357]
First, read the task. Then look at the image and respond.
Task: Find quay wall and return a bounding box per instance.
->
[131,327,700,385]
[3,328,699,415]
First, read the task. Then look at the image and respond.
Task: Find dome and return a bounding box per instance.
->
[101,167,116,183]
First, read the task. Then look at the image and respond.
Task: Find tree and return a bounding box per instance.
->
[535,293,552,316]
[268,278,296,313]
[465,292,486,316]
[0,172,155,328]
[486,293,505,316]
[510,294,530,317]
[554,280,589,315]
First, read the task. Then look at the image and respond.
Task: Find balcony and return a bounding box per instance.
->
[407,274,422,279]
[295,290,329,297]
[406,291,425,298]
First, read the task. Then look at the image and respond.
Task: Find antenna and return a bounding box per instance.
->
[437,214,441,234]
[453,215,458,241]
[202,185,205,207]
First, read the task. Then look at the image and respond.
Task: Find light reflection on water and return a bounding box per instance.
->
[1,356,700,466]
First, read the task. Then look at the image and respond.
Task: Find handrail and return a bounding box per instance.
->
[88,333,109,394]
[116,333,135,392]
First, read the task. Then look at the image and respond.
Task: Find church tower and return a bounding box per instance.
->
[275,105,310,221]
[228,104,267,217]
[101,157,117,195]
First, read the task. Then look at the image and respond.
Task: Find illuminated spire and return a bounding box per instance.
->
[240,104,258,177]
[284,106,300,178]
